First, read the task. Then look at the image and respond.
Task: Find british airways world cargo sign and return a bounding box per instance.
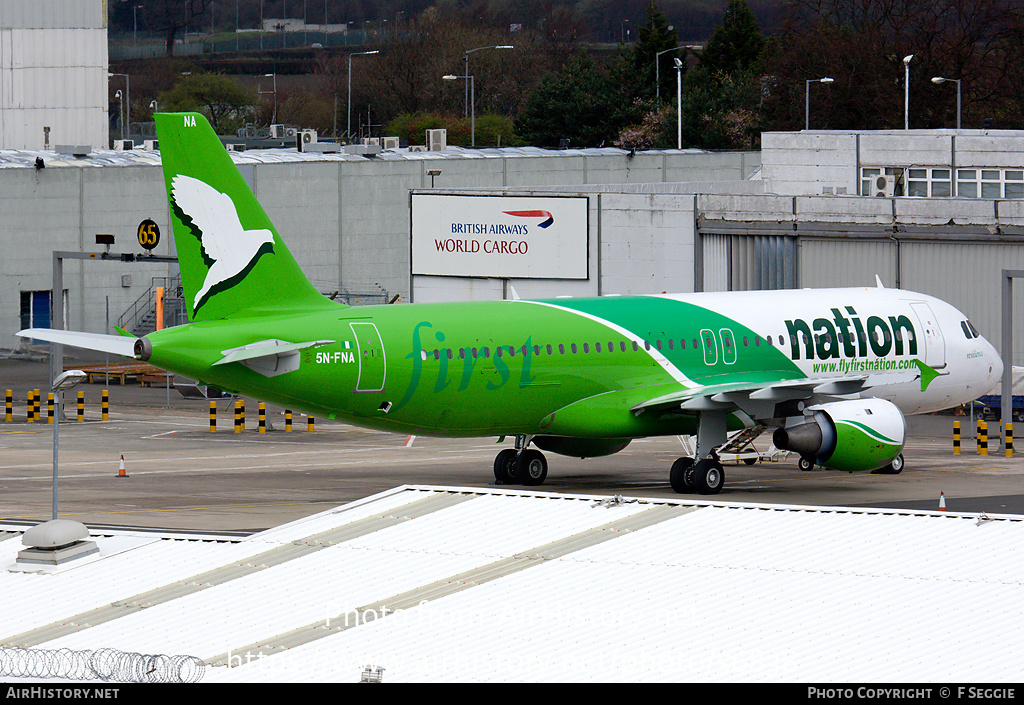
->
[411,194,589,279]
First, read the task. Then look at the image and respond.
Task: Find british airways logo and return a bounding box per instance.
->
[503,210,554,228]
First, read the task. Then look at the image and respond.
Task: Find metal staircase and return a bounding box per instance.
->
[118,275,188,336]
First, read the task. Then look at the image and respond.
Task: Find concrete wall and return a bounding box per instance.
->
[763,130,1024,197]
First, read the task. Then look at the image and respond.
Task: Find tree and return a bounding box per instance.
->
[158,73,257,134]
[145,0,213,57]
[515,52,619,148]
[701,0,765,74]
[763,0,1024,130]
[631,0,680,102]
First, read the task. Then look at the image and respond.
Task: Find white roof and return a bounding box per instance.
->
[2,485,1022,683]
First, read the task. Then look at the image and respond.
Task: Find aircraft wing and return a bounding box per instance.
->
[631,371,922,419]
[16,328,138,358]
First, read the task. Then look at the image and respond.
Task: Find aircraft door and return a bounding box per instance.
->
[350,322,387,392]
[700,329,718,365]
[910,302,946,369]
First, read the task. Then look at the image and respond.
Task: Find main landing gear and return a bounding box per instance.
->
[669,409,728,495]
[669,456,725,495]
[494,436,548,486]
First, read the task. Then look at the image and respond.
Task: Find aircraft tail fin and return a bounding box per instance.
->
[154,112,337,322]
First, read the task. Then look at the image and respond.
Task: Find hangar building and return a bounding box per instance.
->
[2,128,1023,368]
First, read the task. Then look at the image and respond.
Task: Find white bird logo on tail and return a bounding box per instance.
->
[170,174,275,310]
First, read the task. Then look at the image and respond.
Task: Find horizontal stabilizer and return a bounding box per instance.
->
[16,329,138,358]
[214,338,334,378]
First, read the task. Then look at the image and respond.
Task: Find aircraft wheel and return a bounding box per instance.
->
[669,457,695,493]
[694,458,725,495]
[517,449,548,486]
[798,456,815,472]
[494,448,520,484]
[873,453,905,475]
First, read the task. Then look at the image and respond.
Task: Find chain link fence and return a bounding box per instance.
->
[0,647,206,683]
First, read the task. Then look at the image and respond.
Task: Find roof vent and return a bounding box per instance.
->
[17,520,98,565]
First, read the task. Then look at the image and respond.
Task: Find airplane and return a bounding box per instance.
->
[18,112,1003,495]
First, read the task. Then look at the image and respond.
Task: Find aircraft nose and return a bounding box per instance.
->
[990,339,1004,384]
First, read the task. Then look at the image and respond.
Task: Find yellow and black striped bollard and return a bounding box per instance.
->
[307,415,315,432]
[27,389,35,423]
[77,391,85,422]
[5,389,12,422]
[1007,421,1014,458]
[102,390,109,421]
[258,402,266,434]
[234,399,242,433]
[953,420,960,455]
[978,420,988,456]
[210,400,217,433]
[47,393,54,424]
[34,389,41,422]
[285,409,292,432]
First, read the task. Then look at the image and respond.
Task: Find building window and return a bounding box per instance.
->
[957,168,1024,199]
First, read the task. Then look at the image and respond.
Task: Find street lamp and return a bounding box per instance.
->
[462,45,513,118]
[444,74,476,147]
[674,57,683,149]
[108,72,130,140]
[903,54,914,130]
[656,47,684,101]
[114,90,124,140]
[805,77,833,130]
[931,76,961,130]
[50,370,86,520]
[261,73,277,124]
[348,50,379,142]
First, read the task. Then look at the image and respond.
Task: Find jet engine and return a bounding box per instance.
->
[773,398,906,472]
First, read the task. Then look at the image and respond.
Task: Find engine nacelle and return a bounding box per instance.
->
[532,436,631,459]
[773,399,906,472]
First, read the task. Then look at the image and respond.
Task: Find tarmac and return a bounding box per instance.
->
[2,356,1022,533]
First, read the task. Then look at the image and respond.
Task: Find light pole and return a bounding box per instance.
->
[656,47,684,102]
[903,54,913,130]
[50,370,86,520]
[462,45,513,118]
[114,90,124,140]
[444,74,475,147]
[804,77,833,130]
[674,57,683,149]
[262,73,277,124]
[109,72,130,140]
[931,76,961,130]
[347,50,379,142]
[134,5,142,45]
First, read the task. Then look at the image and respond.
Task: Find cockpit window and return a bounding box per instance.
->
[967,320,980,338]
[961,321,973,339]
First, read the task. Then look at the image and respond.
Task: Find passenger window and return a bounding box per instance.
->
[559,344,565,354]
[571,343,578,353]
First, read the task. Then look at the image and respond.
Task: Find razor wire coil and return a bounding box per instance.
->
[0,647,205,683]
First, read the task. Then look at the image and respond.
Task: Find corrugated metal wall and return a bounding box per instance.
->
[0,1,107,150]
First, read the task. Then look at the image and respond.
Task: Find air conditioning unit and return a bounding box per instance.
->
[408,145,428,152]
[284,126,298,138]
[112,139,134,151]
[361,137,380,147]
[225,143,246,152]
[426,128,447,151]
[143,139,159,150]
[296,129,317,152]
[269,124,286,139]
[382,136,400,150]
[873,174,895,197]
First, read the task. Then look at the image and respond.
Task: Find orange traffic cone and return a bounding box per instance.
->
[117,455,128,478]
[938,492,946,511]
